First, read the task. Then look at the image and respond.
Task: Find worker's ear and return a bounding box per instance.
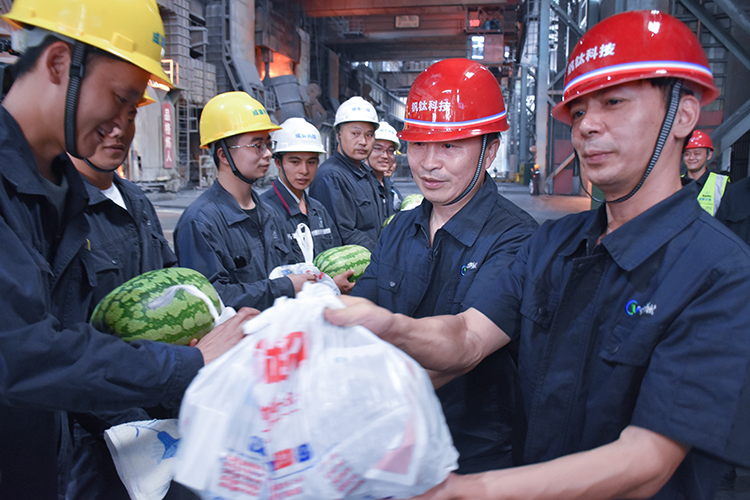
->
[707,149,713,162]
[41,40,72,86]
[672,94,701,143]
[482,137,501,171]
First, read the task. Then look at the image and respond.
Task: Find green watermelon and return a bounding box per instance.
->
[313,245,371,283]
[382,214,395,228]
[400,194,424,211]
[90,267,221,345]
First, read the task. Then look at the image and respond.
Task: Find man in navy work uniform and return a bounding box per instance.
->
[366,121,402,219]
[65,92,196,499]
[352,58,537,474]
[174,92,315,311]
[328,11,750,499]
[260,117,355,293]
[309,96,384,250]
[0,1,252,498]
[716,176,750,245]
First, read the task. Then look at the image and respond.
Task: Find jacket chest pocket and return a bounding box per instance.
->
[519,288,558,331]
[599,322,662,367]
[376,264,405,295]
[82,249,124,293]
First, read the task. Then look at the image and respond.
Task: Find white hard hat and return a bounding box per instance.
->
[272,117,326,155]
[333,96,380,129]
[374,121,400,151]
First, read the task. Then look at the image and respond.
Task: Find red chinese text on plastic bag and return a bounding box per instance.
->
[174,283,458,499]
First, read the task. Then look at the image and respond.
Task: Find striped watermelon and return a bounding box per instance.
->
[90,267,221,345]
[313,245,371,283]
[400,194,424,211]
[382,214,395,228]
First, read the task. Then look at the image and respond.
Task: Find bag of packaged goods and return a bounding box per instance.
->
[174,283,457,499]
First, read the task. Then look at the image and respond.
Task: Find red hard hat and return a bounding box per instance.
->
[685,130,714,151]
[551,10,720,125]
[399,58,508,142]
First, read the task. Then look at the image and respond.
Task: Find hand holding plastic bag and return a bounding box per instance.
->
[174,283,458,499]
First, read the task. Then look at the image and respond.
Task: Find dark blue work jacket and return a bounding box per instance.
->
[81,174,177,316]
[173,180,295,311]
[260,177,342,259]
[716,175,750,246]
[0,107,203,499]
[480,183,750,498]
[309,151,385,250]
[67,175,188,499]
[353,174,538,473]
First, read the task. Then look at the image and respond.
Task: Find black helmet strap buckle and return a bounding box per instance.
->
[65,41,87,159]
[445,134,488,206]
[220,138,258,185]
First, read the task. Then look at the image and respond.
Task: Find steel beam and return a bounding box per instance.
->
[678,0,750,72]
[536,0,550,181]
[711,97,750,157]
[550,1,584,38]
[711,0,750,39]
[520,64,528,164]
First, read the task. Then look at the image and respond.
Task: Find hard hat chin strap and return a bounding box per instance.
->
[220,138,258,185]
[65,41,87,159]
[591,80,683,205]
[445,134,487,206]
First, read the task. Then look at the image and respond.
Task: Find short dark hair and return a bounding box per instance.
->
[648,77,695,104]
[11,35,122,82]
[10,35,61,81]
[649,78,695,150]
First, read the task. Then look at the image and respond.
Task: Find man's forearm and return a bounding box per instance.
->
[417,426,689,500]
[327,300,507,381]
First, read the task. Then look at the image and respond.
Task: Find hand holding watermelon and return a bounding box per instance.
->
[191,307,259,364]
[313,245,371,284]
[332,269,355,294]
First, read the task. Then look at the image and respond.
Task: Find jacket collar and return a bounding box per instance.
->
[412,173,498,248]
[333,150,369,179]
[211,179,266,226]
[559,183,703,271]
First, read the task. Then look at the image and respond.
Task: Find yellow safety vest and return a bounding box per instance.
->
[697,172,730,216]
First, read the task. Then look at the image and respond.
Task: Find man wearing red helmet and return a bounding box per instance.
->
[351,58,538,474]
[328,11,750,499]
[682,129,729,215]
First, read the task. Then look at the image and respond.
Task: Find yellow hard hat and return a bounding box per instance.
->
[200,91,281,149]
[3,0,172,87]
[137,91,156,107]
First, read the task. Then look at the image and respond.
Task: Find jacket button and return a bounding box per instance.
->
[538,306,547,315]
[389,281,396,288]
[610,345,619,354]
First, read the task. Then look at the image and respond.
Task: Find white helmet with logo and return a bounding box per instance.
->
[374,121,400,151]
[333,96,380,129]
[272,117,326,154]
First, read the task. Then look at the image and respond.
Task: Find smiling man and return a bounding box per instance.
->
[351,58,538,474]
[174,92,315,311]
[0,1,252,497]
[682,130,728,215]
[260,117,354,293]
[367,121,402,218]
[309,96,384,250]
[328,11,750,499]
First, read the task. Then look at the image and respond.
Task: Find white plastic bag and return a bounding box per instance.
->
[269,262,340,295]
[174,284,458,499]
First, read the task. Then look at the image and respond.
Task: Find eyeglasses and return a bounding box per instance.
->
[228,141,274,156]
[372,145,396,157]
